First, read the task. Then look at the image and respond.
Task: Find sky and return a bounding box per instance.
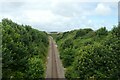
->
[0,0,119,32]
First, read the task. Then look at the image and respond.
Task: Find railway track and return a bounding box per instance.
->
[46,36,65,79]
[51,41,58,78]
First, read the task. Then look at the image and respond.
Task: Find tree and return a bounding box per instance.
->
[96,27,108,37]
[2,18,49,78]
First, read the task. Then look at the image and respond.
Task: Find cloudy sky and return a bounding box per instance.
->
[0,0,119,32]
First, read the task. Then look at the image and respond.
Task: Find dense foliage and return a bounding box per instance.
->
[1,19,49,79]
[54,26,120,79]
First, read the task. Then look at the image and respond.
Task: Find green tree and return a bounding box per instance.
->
[2,18,49,79]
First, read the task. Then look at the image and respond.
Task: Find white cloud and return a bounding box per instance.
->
[0,0,119,2]
[0,0,118,32]
[24,10,55,23]
[95,3,111,15]
[23,9,71,24]
[88,20,92,24]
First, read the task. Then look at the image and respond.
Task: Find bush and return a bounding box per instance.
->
[60,48,76,67]
[61,38,73,49]
[56,26,120,79]
[2,19,49,78]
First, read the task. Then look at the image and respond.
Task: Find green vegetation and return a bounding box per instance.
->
[1,18,120,79]
[54,26,120,79]
[1,19,49,79]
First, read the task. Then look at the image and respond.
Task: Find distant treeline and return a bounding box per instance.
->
[1,19,49,79]
[52,25,120,79]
